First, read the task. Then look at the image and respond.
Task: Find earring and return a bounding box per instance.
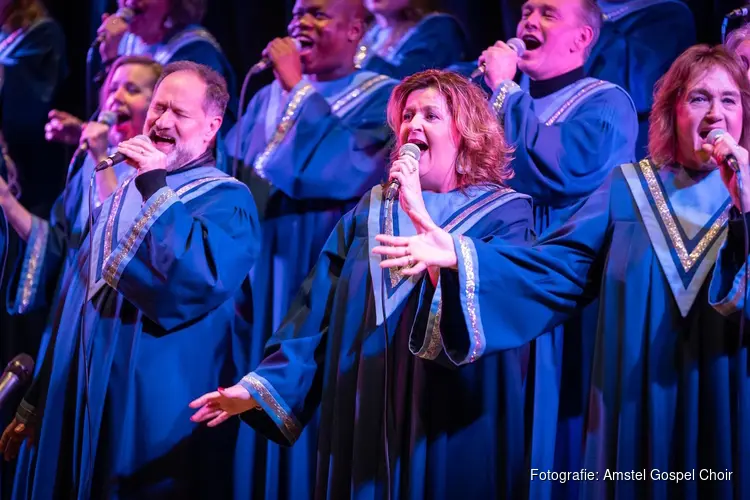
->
[456,162,466,174]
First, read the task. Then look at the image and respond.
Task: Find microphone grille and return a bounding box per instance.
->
[507,37,526,56]
[5,353,34,384]
[98,111,118,126]
[134,134,152,144]
[399,143,421,161]
[117,7,135,23]
[706,129,727,145]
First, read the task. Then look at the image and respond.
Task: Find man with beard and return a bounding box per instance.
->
[225,0,396,497]
[0,61,260,500]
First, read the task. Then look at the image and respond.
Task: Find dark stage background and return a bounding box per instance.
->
[0,0,747,497]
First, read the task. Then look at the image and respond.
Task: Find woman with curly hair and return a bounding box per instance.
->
[376,45,750,500]
[191,69,537,498]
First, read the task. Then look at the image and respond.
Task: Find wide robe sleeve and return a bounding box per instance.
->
[238,202,358,446]
[100,172,260,331]
[415,175,616,366]
[251,80,394,201]
[409,196,534,363]
[490,82,637,207]
[709,209,750,318]
[5,171,83,315]
[362,14,468,80]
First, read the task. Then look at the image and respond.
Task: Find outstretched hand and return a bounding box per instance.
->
[189,384,258,427]
[372,213,457,276]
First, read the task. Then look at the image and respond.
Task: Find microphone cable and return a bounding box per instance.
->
[380,196,393,500]
[736,170,747,354]
[231,63,257,180]
[78,170,98,497]
[231,38,301,180]
[0,203,9,314]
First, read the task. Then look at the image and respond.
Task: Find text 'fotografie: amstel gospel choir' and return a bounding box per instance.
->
[530,469,734,483]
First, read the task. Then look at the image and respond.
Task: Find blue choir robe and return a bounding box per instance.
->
[225,69,395,500]
[490,71,638,497]
[422,160,750,499]
[238,184,536,499]
[6,152,134,368]
[0,16,67,215]
[10,152,260,499]
[116,25,237,172]
[354,13,468,79]
[587,0,696,158]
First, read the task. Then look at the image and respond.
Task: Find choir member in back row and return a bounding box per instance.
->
[0,54,161,496]
[191,69,539,499]
[224,0,396,496]
[46,0,237,172]
[0,61,260,499]
[355,0,468,79]
[376,44,750,500]
[471,1,638,496]
[0,0,66,216]
[587,0,696,158]
[726,22,750,79]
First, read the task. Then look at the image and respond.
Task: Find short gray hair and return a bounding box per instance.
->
[579,0,602,59]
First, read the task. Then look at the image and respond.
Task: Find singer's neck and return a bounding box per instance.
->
[422,171,459,193]
[373,12,414,30]
[139,23,171,45]
[307,65,356,83]
[528,65,584,99]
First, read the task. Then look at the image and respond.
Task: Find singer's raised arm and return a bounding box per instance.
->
[411,174,612,366]
[5,159,89,316]
[227,73,397,201]
[100,170,260,331]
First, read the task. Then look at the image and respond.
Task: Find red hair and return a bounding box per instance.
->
[649,44,750,166]
[386,69,514,188]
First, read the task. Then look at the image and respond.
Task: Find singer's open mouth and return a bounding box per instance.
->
[521,35,542,50]
[149,131,176,146]
[410,138,428,152]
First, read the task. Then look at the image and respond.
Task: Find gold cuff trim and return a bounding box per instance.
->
[458,235,481,363]
[241,374,301,442]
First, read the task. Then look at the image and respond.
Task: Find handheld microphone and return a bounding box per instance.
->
[95,134,151,172]
[0,354,34,409]
[384,143,421,201]
[726,5,749,18]
[706,129,741,171]
[471,38,526,79]
[93,7,135,46]
[249,38,302,75]
[80,111,118,153]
